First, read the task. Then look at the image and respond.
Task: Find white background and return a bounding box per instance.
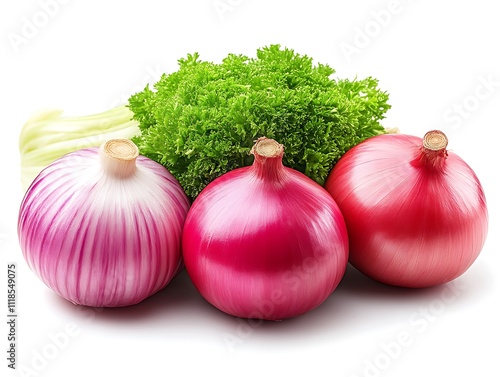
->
[1,1,499,376]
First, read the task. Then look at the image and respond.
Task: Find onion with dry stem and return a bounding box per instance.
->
[182,137,349,320]
[18,139,190,307]
[326,130,488,288]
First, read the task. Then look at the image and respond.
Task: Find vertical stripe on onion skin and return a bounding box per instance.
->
[182,138,349,320]
[325,130,488,288]
[18,139,190,307]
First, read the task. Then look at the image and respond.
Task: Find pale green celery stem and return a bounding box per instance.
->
[20,105,140,191]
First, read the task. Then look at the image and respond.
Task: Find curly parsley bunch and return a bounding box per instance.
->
[130,45,391,199]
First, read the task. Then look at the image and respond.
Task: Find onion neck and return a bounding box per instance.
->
[100,138,139,178]
[412,130,448,170]
[250,137,286,181]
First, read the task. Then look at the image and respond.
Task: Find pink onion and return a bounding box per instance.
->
[18,139,190,307]
[182,137,349,320]
[325,130,488,288]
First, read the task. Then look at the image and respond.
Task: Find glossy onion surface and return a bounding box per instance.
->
[325,131,488,288]
[182,138,349,320]
[18,140,190,307]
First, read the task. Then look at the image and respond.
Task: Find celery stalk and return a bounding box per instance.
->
[19,105,140,191]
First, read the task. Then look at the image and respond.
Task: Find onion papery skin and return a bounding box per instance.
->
[18,142,190,307]
[325,132,488,288]
[182,138,349,320]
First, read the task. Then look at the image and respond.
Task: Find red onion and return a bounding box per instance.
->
[18,139,190,307]
[182,137,349,320]
[325,130,488,288]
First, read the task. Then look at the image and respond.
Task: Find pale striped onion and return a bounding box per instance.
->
[18,139,190,307]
